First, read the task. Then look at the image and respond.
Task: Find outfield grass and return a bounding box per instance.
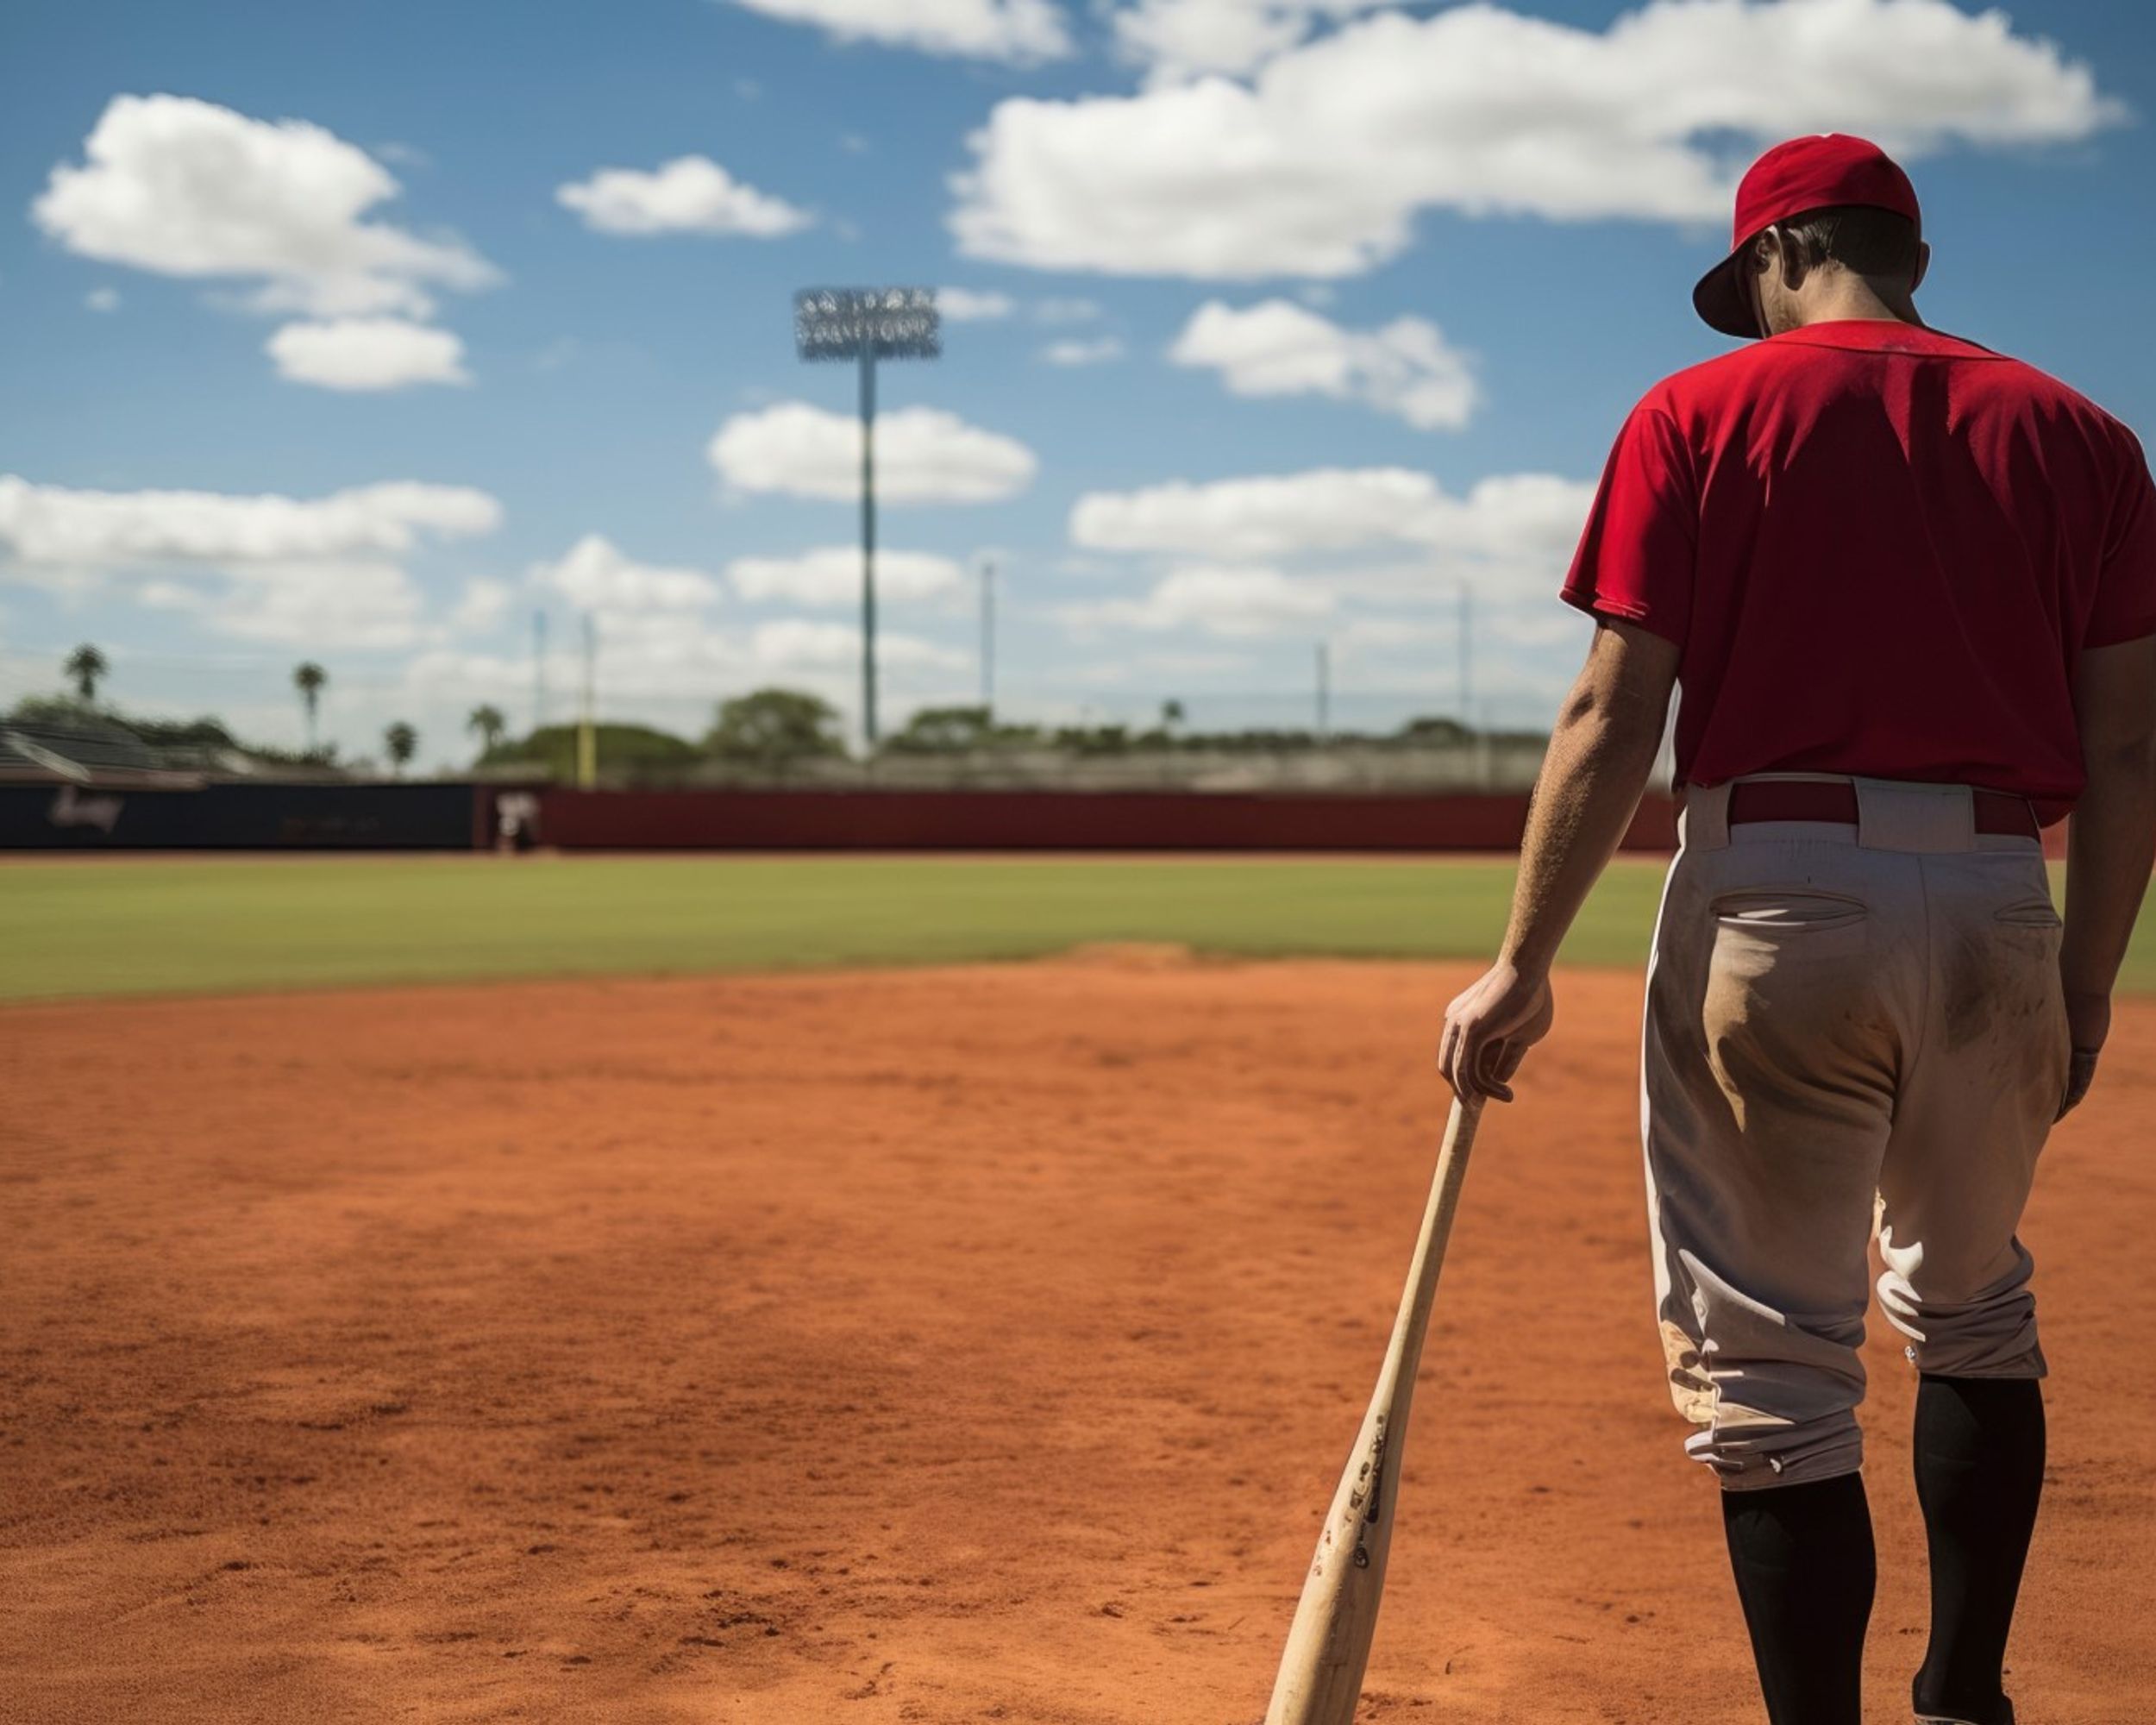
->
[3,852,2122,1006]
[0,853,1677,1003]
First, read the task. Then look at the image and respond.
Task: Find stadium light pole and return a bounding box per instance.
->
[793,286,941,752]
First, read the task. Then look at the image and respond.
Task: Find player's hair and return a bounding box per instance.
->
[1775,204,1921,281]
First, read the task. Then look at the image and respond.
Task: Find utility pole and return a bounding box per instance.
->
[577,613,597,789]
[1457,584,1475,737]
[533,609,548,737]
[1315,639,1331,741]
[980,555,995,713]
[793,287,941,753]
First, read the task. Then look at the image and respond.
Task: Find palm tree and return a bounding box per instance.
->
[293,662,328,753]
[383,721,419,777]
[65,643,109,703]
[467,703,507,759]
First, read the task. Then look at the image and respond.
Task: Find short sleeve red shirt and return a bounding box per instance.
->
[1561,320,2156,822]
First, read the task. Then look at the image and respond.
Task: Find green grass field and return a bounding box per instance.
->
[1,852,2124,1005]
[0,854,1673,1003]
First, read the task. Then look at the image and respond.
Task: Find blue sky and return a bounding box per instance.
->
[3,0,2152,767]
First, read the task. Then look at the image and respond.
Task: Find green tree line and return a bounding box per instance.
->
[16,647,1532,781]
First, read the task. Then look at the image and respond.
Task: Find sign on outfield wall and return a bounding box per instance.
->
[0,783,489,850]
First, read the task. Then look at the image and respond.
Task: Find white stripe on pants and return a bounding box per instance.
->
[1643,776,2069,1490]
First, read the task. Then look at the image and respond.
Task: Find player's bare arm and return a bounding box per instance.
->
[2059,631,2156,1113]
[1438,618,1678,1103]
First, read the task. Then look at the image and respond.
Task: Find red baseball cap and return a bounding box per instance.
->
[1693,134,1922,339]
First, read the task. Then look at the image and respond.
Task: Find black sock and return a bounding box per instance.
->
[1911,1374,2045,1725]
[1720,1471,1875,1725]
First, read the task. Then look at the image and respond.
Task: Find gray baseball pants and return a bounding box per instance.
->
[1643,775,2069,1490]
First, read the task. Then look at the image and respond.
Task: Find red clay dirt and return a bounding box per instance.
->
[2,956,2151,1723]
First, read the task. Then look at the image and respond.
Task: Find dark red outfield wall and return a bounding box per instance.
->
[532,787,1683,853]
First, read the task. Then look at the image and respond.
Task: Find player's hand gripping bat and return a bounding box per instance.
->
[1263,1094,1484,1725]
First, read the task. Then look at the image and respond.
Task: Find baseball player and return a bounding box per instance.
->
[1438,134,2156,1725]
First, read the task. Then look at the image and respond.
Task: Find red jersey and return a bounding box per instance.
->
[1561,320,2156,822]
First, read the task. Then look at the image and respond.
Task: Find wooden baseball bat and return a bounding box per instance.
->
[1263,1094,1485,1725]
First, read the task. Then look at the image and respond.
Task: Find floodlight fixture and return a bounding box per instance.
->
[793,286,943,750]
[794,287,941,363]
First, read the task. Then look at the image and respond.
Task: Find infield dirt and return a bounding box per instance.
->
[3,957,2151,1722]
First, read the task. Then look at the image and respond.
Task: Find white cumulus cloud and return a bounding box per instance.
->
[1041,336,1125,366]
[951,0,2125,279]
[530,534,723,611]
[266,317,470,391]
[204,560,434,648]
[0,474,501,649]
[729,546,966,605]
[708,401,1037,503]
[937,286,1018,321]
[1074,467,1441,560]
[1060,563,1334,637]
[1069,467,1594,574]
[450,576,515,633]
[1169,299,1476,429]
[750,617,968,670]
[0,475,499,570]
[33,94,499,317]
[139,562,442,649]
[721,0,1072,63]
[556,155,813,237]
[1112,0,1394,84]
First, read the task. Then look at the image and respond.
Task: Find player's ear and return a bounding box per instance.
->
[1767,224,1807,292]
[1911,240,1931,295]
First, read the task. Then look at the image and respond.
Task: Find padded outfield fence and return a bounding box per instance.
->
[528,787,1683,851]
[0,780,1685,854]
[0,781,492,850]
[5,781,2082,857]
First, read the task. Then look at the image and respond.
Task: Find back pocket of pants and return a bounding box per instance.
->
[1995,896,2063,930]
[1712,888,1869,933]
